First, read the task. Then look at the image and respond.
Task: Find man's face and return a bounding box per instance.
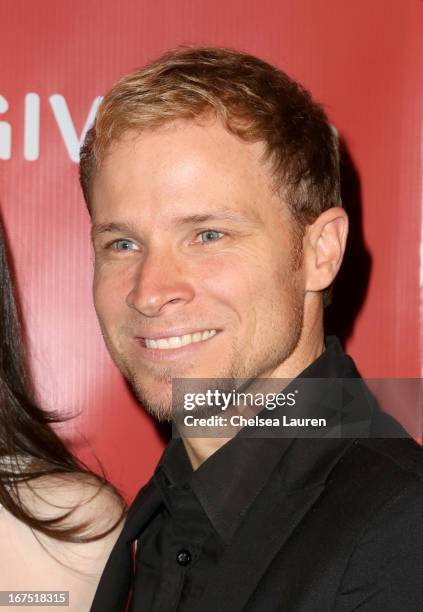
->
[91,119,306,421]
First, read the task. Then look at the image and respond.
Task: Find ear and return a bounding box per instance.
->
[304,207,348,292]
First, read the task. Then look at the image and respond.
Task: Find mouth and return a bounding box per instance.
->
[140,329,218,351]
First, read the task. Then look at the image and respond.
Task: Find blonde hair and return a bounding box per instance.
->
[79,46,340,228]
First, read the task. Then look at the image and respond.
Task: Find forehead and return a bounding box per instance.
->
[90,119,281,226]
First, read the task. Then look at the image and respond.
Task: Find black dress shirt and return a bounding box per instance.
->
[129,338,348,611]
[129,434,292,610]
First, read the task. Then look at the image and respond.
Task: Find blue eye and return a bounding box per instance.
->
[113,239,136,251]
[198,230,223,243]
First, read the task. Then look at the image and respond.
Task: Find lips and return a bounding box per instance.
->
[142,329,217,350]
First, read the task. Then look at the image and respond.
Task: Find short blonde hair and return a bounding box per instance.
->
[79,46,340,229]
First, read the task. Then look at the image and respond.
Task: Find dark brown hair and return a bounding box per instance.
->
[0,223,125,542]
[80,46,340,228]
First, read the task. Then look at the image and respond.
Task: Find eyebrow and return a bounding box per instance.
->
[91,208,261,239]
[173,209,261,227]
[91,222,140,240]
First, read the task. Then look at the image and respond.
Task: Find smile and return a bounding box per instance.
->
[143,329,217,350]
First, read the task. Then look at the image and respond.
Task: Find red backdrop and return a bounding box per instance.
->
[1,0,422,500]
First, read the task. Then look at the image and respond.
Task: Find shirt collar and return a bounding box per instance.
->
[154,336,356,542]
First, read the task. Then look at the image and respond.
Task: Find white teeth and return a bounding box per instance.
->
[156,338,169,349]
[145,330,216,350]
[167,336,182,348]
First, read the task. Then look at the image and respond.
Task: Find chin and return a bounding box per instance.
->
[132,379,173,423]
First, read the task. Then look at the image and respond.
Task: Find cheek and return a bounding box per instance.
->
[216,251,303,329]
[198,258,270,334]
[274,254,304,296]
[199,258,260,300]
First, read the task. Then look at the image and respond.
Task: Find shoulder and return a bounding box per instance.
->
[18,471,126,533]
[0,473,126,609]
[333,436,423,486]
[334,442,423,608]
[351,437,423,517]
[4,472,126,570]
[325,437,423,536]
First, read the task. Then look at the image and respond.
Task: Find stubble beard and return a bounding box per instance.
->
[103,289,305,424]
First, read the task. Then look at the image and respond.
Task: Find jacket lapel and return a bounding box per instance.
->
[90,478,162,612]
[198,437,356,612]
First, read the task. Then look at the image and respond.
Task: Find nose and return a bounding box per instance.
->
[126,246,195,317]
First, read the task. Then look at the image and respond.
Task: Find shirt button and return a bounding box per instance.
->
[176,549,191,566]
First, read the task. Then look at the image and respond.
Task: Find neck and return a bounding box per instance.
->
[182,298,325,469]
[182,436,231,470]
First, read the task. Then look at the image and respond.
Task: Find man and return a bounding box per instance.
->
[80,47,423,611]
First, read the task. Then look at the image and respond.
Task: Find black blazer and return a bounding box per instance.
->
[91,358,423,611]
